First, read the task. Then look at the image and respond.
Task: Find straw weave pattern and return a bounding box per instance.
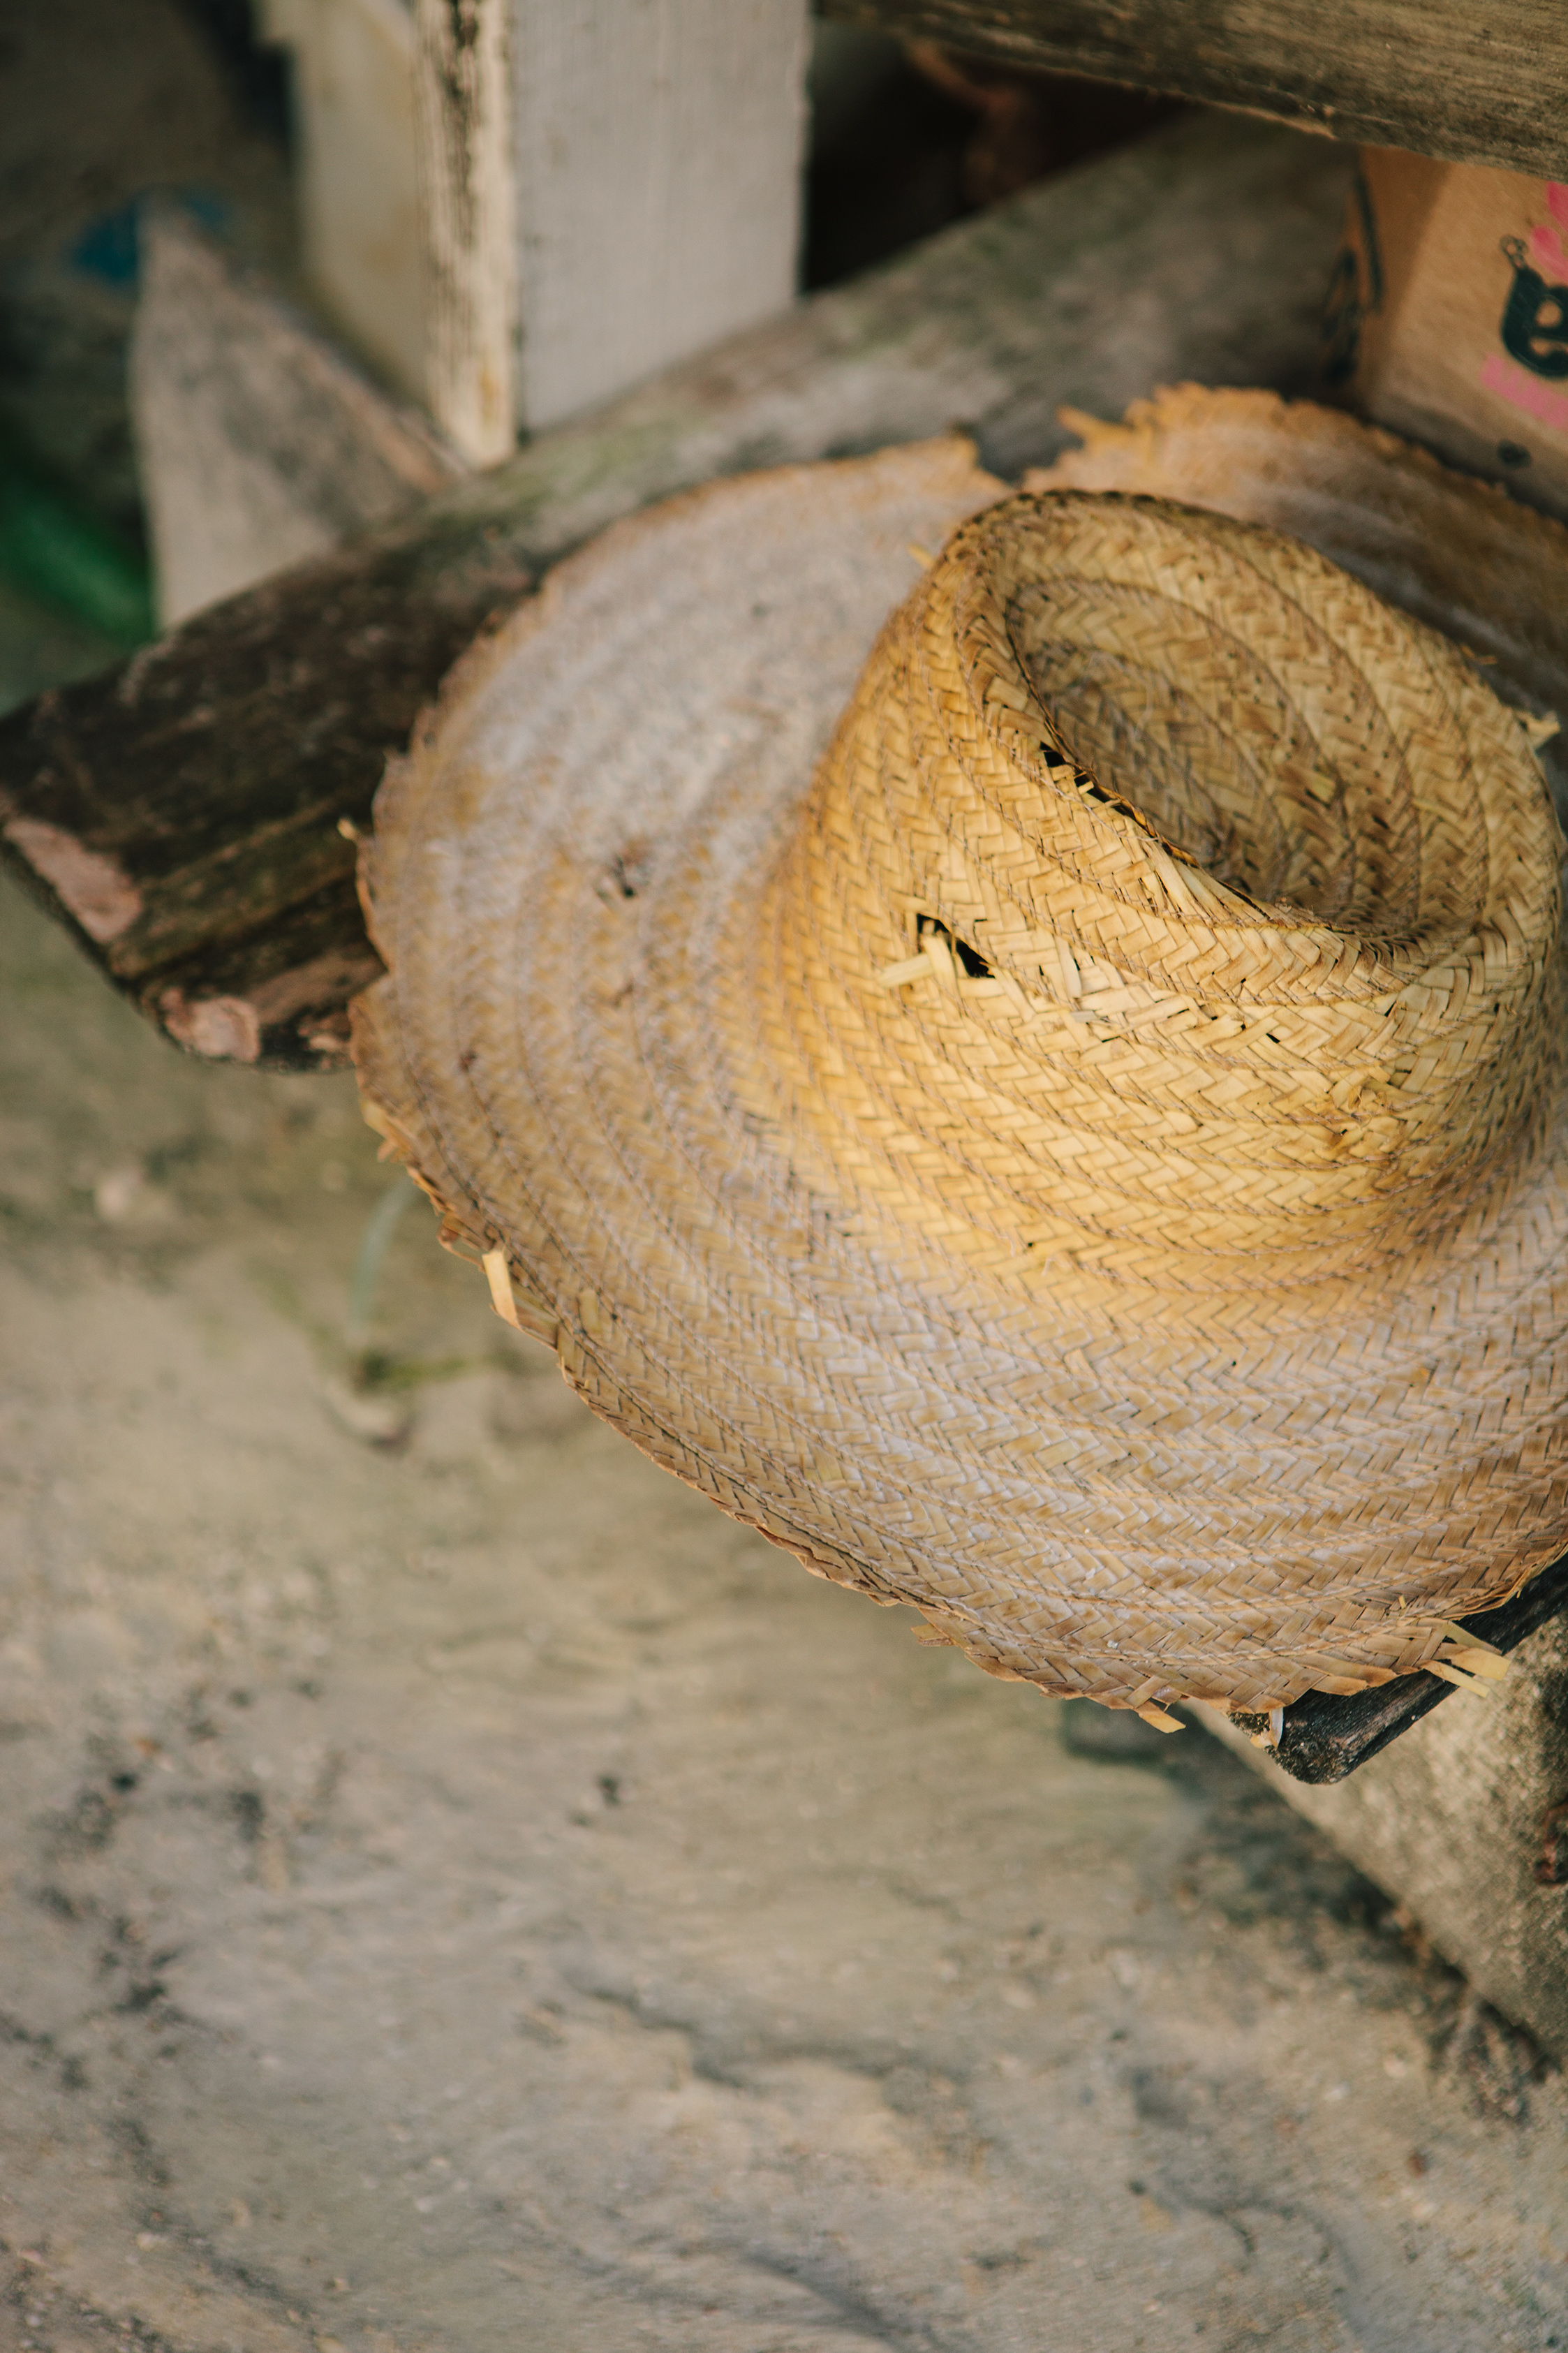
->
[353,436,1568,1716]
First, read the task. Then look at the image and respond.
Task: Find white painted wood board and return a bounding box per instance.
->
[265,0,808,454]
[131,209,461,625]
[509,0,811,430]
[260,0,427,403]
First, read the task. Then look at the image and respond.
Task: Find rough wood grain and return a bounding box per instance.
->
[0,112,1351,1070]
[414,0,518,463]
[1243,1556,1568,1784]
[836,0,1568,181]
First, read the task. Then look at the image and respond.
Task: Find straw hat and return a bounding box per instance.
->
[353,416,1568,1723]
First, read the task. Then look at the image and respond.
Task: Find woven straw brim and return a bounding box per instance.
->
[353,425,1568,1718]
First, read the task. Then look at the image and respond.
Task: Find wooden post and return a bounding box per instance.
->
[1209,1600,1568,2058]
[412,0,812,451]
[261,2,811,471]
[413,0,520,464]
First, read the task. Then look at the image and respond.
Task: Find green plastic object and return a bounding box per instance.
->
[0,433,153,647]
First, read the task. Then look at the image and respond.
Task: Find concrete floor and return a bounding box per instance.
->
[6,879,1568,2353]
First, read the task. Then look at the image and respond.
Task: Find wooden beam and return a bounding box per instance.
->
[831,0,1568,180]
[1206,1569,1568,2053]
[131,209,463,628]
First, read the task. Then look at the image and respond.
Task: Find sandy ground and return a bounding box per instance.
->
[6,4,1568,2345]
[6,880,1568,2353]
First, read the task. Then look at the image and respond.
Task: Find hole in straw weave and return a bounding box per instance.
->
[595,841,656,903]
[918,915,991,977]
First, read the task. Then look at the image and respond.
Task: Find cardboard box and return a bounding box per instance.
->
[1324,148,1568,521]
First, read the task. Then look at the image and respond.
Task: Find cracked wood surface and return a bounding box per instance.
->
[837,0,1568,181]
[0,112,1351,1072]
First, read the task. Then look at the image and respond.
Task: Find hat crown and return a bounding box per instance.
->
[777,493,1562,1291]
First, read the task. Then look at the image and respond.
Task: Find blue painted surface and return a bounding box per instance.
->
[68,188,232,290]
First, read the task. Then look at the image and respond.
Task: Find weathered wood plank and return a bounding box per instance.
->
[413,0,519,463]
[836,0,1568,180]
[131,208,462,628]
[267,0,810,457]
[1208,1582,1568,2055]
[0,112,1350,1070]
